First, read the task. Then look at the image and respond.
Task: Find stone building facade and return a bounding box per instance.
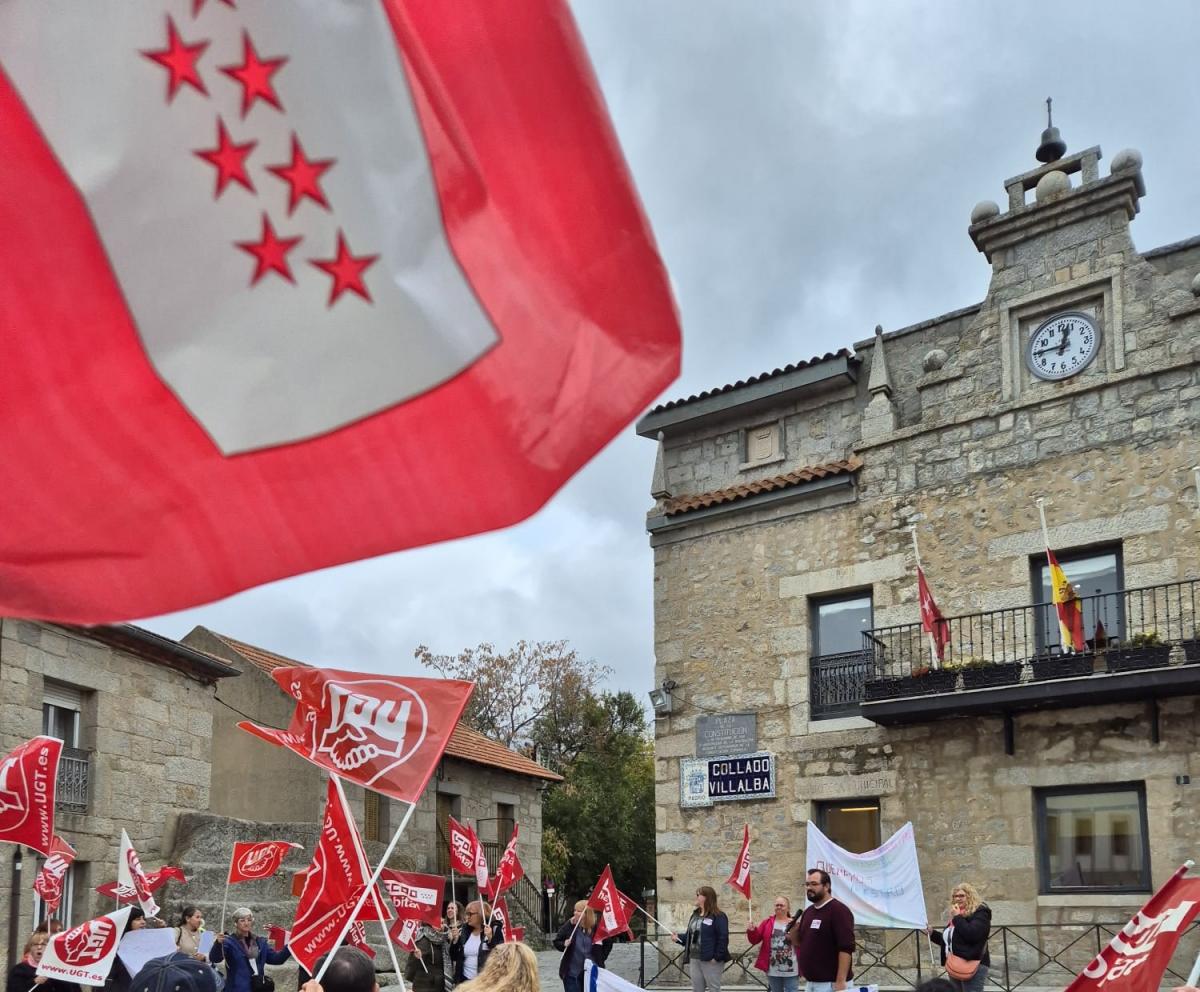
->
[638,132,1200,963]
[0,619,238,972]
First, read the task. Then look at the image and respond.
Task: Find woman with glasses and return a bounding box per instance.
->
[210,908,291,992]
[7,931,79,992]
[448,900,504,986]
[746,896,799,992]
[927,883,991,992]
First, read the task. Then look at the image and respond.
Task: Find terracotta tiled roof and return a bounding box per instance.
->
[649,349,856,414]
[663,456,863,516]
[210,631,562,782]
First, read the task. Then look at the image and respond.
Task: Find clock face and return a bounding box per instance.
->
[1025,311,1100,381]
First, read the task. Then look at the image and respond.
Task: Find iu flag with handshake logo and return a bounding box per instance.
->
[0,0,681,624]
[240,665,473,804]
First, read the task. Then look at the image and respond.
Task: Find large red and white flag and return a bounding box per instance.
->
[95,865,186,904]
[489,896,511,935]
[0,736,62,856]
[289,778,389,974]
[380,869,444,927]
[490,823,523,898]
[38,907,132,987]
[587,865,632,943]
[1065,864,1200,992]
[917,566,951,663]
[116,830,164,917]
[33,835,79,913]
[446,816,475,875]
[594,888,638,942]
[387,916,420,954]
[0,0,681,624]
[229,840,303,884]
[345,921,376,961]
[470,825,490,893]
[725,825,752,900]
[239,666,472,804]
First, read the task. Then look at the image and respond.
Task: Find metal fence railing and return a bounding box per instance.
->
[56,747,90,814]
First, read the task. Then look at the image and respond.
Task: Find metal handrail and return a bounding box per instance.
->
[56,747,90,814]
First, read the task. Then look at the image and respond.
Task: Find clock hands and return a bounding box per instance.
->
[1055,325,1072,355]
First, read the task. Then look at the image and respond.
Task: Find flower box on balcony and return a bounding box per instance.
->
[863,678,905,701]
[1105,644,1172,673]
[1182,639,1200,664]
[960,662,1023,690]
[1031,654,1095,680]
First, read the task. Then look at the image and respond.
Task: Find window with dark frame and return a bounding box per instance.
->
[496,802,515,844]
[816,798,881,854]
[1030,543,1124,651]
[811,592,874,658]
[1035,783,1150,893]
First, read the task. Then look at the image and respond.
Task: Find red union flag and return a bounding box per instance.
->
[289,778,389,974]
[447,816,474,875]
[96,865,185,904]
[34,835,79,912]
[387,916,420,953]
[490,824,523,897]
[38,907,132,987]
[0,736,62,856]
[117,829,166,917]
[229,840,302,884]
[725,825,752,900]
[345,921,376,960]
[239,667,472,803]
[471,825,490,893]
[489,896,510,934]
[587,865,631,942]
[1065,865,1200,992]
[0,0,681,625]
[380,869,444,927]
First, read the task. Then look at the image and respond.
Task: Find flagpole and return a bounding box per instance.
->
[1036,497,1075,654]
[313,798,417,985]
[219,850,233,937]
[911,527,940,670]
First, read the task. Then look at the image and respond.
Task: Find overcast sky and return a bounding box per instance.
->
[143,0,1200,705]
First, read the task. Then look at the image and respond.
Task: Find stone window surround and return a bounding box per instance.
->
[1027,541,1125,649]
[1033,780,1151,896]
[809,588,874,659]
[738,419,785,472]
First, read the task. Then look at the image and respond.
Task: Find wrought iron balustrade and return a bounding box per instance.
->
[56,747,90,813]
[810,650,876,719]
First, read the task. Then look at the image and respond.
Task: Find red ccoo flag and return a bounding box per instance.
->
[587,865,632,943]
[33,835,78,913]
[489,824,523,899]
[446,816,475,875]
[239,666,472,804]
[725,825,752,900]
[379,869,444,927]
[470,824,490,893]
[0,736,62,856]
[1064,864,1200,992]
[917,565,951,663]
[0,0,681,624]
[387,917,420,954]
[229,841,303,884]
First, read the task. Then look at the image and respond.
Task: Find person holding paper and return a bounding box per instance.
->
[788,870,854,992]
[927,883,991,992]
[747,896,799,992]
[176,908,207,961]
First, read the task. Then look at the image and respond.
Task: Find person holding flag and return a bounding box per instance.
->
[746,897,799,992]
[6,931,79,992]
[448,901,503,987]
[553,901,602,992]
[210,908,291,992]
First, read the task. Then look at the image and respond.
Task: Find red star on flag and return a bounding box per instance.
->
[141,16,209,103]
[310,232,378,306]
[236,214,302,286]
[220,32,287,117]
[267,135,335,215]
[194,118,257,198]
[192,0,236,15]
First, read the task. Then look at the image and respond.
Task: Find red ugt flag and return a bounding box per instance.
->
[239,666,472,804]
[0,0,681,625]
[587,865,632,942]
[725,825,752,900]
[917,566,951,663]
[229,841,303,884]
[379,869,445,927]
[34,835,79,913]
[95,866,186,905]
[1065,864,1200,992]
[0,736,61,856]
[447,816,475,875]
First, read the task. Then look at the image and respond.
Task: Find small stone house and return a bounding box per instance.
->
[639,128,1200,982]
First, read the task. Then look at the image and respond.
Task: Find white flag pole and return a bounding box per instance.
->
[927,929,938,970]
[313,796,417,985]
[219,850,233,936]
[911,526,940,670]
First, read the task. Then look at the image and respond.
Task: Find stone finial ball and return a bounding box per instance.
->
[1191,272,1200,298]
[970,200,1000,224]
[1035,170,1071,202]
[1111,148,1143,174]
[923,348,949,372]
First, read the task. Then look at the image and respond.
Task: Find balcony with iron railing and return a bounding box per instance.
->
[56,746,91,814]
[810,579,1200,729]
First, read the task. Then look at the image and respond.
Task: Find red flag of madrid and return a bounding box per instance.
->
[917,566,951,663]
[0,736,63,857]
[238,666,472,803]
[0,1,681,624]
[725,825,752,900]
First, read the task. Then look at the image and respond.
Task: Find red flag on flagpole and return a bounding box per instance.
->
[447,816,475,875]
[489,824,523,899]
[1047,547,1087,653]
[917,565,951,663]
[38,907,133,987]
[379,869,445,927]
[1064,864,1200,992]
[387,917,421,954]
[33,836,78,913]
[229,841,302,884]
[0,0,681,625]
[725,825,752,900]
[587,865,632,943]
[470,825,490,893]
[96,866,185,905]
[238,667,473,804]
[0,736,62,856]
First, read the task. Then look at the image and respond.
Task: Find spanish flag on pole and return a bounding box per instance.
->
[1047,547,1087,653]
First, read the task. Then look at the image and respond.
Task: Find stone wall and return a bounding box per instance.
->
[0,620,219,972]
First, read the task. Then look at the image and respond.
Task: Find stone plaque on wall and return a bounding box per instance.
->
[696,713,757,757]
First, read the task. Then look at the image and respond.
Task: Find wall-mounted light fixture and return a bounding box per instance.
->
[648,678,678,716]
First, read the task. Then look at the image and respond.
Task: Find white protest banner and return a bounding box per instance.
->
[805,821,928,929]
[117,928,215,978]
[39,907,132,987]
